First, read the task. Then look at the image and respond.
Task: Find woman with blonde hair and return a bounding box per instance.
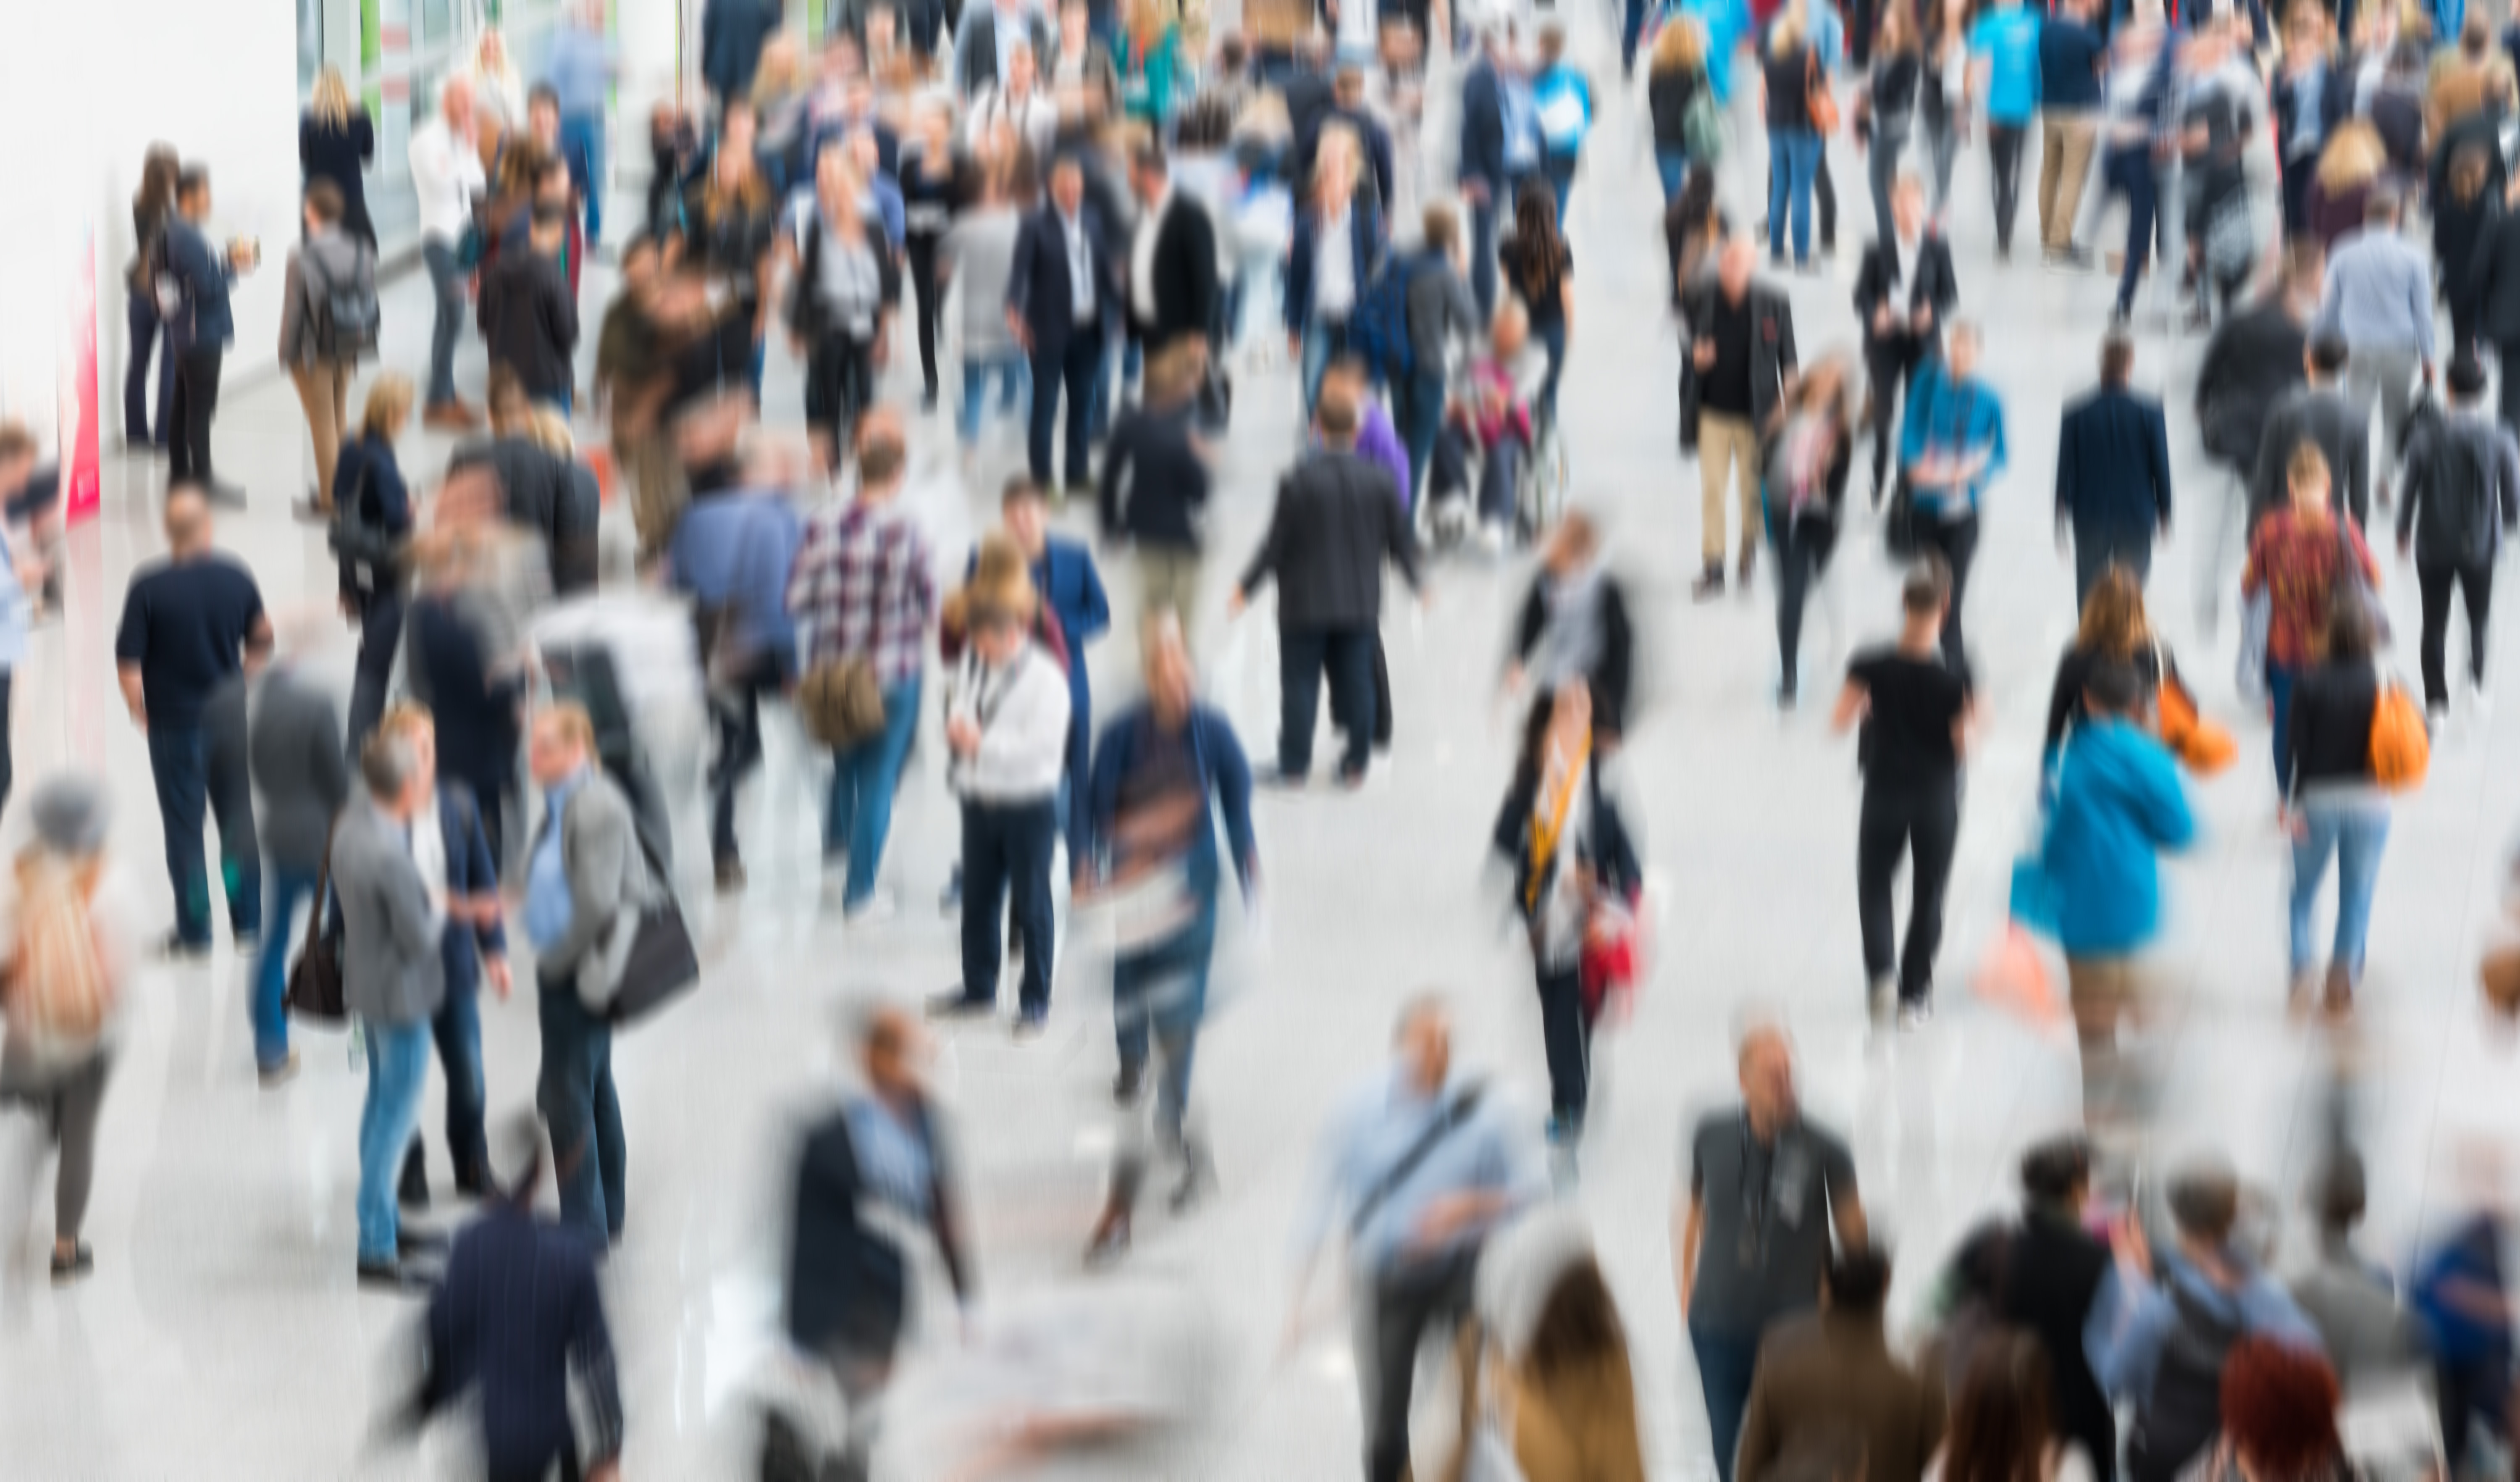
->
[2043,564,2184,750]
[749,33,815,197]
[1648,22,1710,202]
[2242,442,2382,781]
[300,65,378,247]
[2306,119,2389,251]
[336,373,417,750]
[464,26,528,135]
[672,100,781,399]
[1763,10,1825,268]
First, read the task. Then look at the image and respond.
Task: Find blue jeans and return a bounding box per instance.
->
[357,1020,433,1262]
[1656,148,1693,203]
[1533,318,1566,423]
[1690,1319,1768,1482]
[1768,129,1822,261]
[2103,146,2157,317]
[429,972,489,1187]
[2290,799,2391,983]
[1394,368,1446,510]
[825,678,922,905]
[423,240,467,407]
[1542,150,1580,223]
[252,863,321,1069]
[959,352,1030,447]
[1470,189,1502,322]
[2267,661,2300,783]
[559,112,605,244]
[1300,314,1351,417]
[125,288,173,444]
[536,976,625,1245]
[1113,894,1218,1143]
[148,725,260,946]
[1623,0,1651,70]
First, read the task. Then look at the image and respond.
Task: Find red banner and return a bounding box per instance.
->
[61,229,99,524]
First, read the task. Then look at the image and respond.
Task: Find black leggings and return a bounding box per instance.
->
[906,233,945,396]
[2417,560,2494,707]
[1918,512,1979,670]
[1858,784,1960,1002]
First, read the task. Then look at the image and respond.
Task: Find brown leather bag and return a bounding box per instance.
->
[798,656,888,749]
[286,826,346,1025]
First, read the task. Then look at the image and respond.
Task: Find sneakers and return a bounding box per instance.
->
[2428,701,2448,738]
[257,1050,301,1089]
[2473,676,2494,720]
[50,1243,94,1285]
[843,889,898,927]
[1898,999,1935,1033]
[1690,567,1727,603]
[399,1147,431,1211]
[926,990,994,1021]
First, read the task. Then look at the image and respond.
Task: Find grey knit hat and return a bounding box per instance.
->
[28,774,110,857]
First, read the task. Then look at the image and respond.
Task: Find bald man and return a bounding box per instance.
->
[116,482,273,955]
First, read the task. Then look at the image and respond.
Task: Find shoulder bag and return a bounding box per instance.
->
[1347,1080,1490,1239]
[2334,520,2392,644]
[586,825,700,1026]
[1806,49,1840,136]
[286,826,347,1024]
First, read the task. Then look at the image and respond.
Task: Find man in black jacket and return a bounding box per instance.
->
[1994,1137,2117,1482]
[1681,237,1799,601]
[1099,339,1212,632]
[2397,355,2520,717]
[448,372,601,596]
[2055,334,2174,599]
[1230,381,1423,787]
[2250,333,2369,531]
[1007,154,1122,498]
[1852,175,1957,507]
[2193,242,2319,631]
[478,203,581,416]
[1126,145,1221,357]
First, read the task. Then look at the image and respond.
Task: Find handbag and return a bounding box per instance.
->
[1882,471,1924,560]
[1806,50,1840,136]
[591,833,700,1027]
[2152,640,2237,775]
[286,829,347,1025]
[1578,891,1643,1018]
[2335,523,2391,644]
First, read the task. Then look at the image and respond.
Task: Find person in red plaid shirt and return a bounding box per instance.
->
[785,407,937,920]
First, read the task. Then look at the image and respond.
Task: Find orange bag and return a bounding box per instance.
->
[2369,678,2431,789]
[1806,50,1840,134]
[2155,668,2236,775]
[1972,923,2068,1038]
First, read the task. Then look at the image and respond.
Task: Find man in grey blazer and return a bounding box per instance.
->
[335,732,452,1290]
[523,703,648,1248]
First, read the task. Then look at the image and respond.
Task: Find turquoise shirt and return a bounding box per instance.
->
[1968,7,2045,124]
[1683,0,1754,103]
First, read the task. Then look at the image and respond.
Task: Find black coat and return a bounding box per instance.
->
[299,112,377,246]
[2436,184,2502,311]
[1994,1213,2116,1482]
[1130,194,1222,349]
[1490,758,1643,930]
[2474,209,2520,344]
[955,8,1053,98]
[1006,202,1123,357]
[786,1096,972,1359]
[2250,386,2370,529]
[1237,449,1422,630]
[477,250,580,403]
[446,437,601,596]
[1510,573,1635,736]
[404,591,526,800]
[2194,300,2307,468]
[1851,234,1958,345]
[2055,387,2174,541]
[1098,401,1209,549]
[1677,280,1798,442]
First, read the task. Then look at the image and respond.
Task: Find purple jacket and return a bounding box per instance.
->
[1356,403,1414,510]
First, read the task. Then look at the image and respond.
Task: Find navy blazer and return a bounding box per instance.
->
[160,219,237,351]
[1459,59,1508,190]
[961,536,1111,704]
[434,781,507,996]
[1005,203,1122,357]
[2055,387,2174,539]
[406,593,526,799]
[1282,193,1387,336]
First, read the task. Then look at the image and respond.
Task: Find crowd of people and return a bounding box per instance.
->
[15,0,2520,1474]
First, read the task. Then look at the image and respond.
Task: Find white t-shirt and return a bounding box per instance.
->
[408,119,487,246]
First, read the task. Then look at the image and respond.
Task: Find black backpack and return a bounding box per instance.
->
[304,242,381,361]
[326,455,401,586]
[2125,1280,2246,1482]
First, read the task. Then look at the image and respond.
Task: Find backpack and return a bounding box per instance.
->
[303,242,381,361]
[2125,1280,2246,1482]
[2370,673,2431,789]
[4,855,113,1057]
[1682,69,1726,163]
[1350,251,1433,385]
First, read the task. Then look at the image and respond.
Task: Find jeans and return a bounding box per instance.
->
[357,1020,433,1262]
[1392,368,1446,508]
[1533,318,1566,423]
[1470,189,1503,322]
[1299,314,1352,417]
[2418,560,2494,706]
[2289,797,2390,984]
[1657,147,1694,203]
[825,678,922,906]
[1987,121,2029,247]
[148,724,260,946]
[805,331,877,454]
[2074,528,2155,603]
[1919,512,1979,669]
[1922,108,1958,212]
[1277,625,1377,778]
[709,658,780,866]
[168,348,224,485]
[1541,150,1580,223]
[1357,1252,1480,1482]
[252,863,320,1069]
[2438,1353,2514,1471]
[1029,331,1103,486]
[2103,147,2158,316]
[2268,661,2300,783]
[1867,130,1908,248]
[428,976,489,1188]
[559,112,605,244]
[959,352,1031,447]
[124,288,173,444]
[1113,895,1217,1143]
[423,240,467,408]
[347,586,406,759]
[537,975,625,1246]
[1774,514,1835,694]
[1690,1318,1768,1482]
[1623,0,1650,70]
[1767,129,1822,262]
[1536,961,1592,1125]
[956,796,1058,1016]
[1859,782,1961,1001]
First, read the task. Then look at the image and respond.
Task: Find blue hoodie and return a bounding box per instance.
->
[2041,717,2196,956]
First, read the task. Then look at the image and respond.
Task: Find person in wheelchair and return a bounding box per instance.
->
[1426,301,1549,551]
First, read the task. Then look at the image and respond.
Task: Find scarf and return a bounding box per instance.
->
[1525,732,1591,911]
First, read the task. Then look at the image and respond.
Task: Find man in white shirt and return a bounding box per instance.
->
[409,78,489,431]
[964,41,1059,165]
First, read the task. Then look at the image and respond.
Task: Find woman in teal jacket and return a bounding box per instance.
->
[1898,321,2007,668]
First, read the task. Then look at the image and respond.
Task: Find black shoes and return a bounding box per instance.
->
[1113,1062,1146,1106]
[158,932,210,962]
[1691,567,1726,603]
[714,855,747,893]
[50,1243,93,1285]
[356,1257,437,1294]
[399,1147,430,1211]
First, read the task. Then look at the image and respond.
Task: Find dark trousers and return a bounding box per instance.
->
[1689,1319,1767,1482]
[125,289,173,444]
[148,723,260,946]
[1361,1251,1480,1482]
[806,331,877,456]
[488,1451,583,1482]
[2105,147,2158,315]
[0,671,13,822]
[1919,512,1980,668]
[1858,782,1960,1001]
[536,974,625,1246]
[2418,560,2494,706]
[2501,343,2520,450]
[1277,625,1376,778]
[1470,188,1506,322]
[2452,301,2483,363]
[1988,123,2029,247]
[2437,1352,2513,1470]
[709,658,780,865]
[346,586,406,759]
[1622,0,1649,68]
[1774,514,1835,694]
[2075,528,2155,603]
[413,978,489,1191]
[906,234,944,396]
[1864,333,1929,492]
[1392,368,1447,507]
[958,796,1058,1016]
[1536,962,1592,1124]
[1028,331,1103,486]
[168,347,224,485]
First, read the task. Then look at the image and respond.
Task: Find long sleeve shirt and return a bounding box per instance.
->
[2085,1252,2326,1405]
[408,118,486,246]
[1899,361,2010,516]
[2319,230,2437,361]
[948,644,1072,802]
[1292,1066,1550,1279]
[670,491,806,680]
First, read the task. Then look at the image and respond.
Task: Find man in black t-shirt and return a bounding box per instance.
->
[1831,559,1974,1028]
[114,483,273,956]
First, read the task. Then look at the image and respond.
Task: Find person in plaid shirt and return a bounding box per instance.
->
[786,408,937,919]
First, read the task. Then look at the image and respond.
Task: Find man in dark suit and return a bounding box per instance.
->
[2055,334,2174,600]
[1008,153,1122,497]
[1851,174,1958,506]
[1457,29,1517,322]
[954,0,1055,99]
[2249,333,2369,531]
[1292,67,1399,210]
[1125,145,1221,357]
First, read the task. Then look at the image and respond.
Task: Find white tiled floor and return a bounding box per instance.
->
[11,12,2520,1481]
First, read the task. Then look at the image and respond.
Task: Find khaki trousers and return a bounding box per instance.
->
[290,363,354,503]
[1137,546,1205,642]
[2039,113,2098,253]
[1698,412,1761,567]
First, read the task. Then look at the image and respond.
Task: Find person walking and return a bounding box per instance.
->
[2288,1151,2428,1394]
[2035,0,2104,265]
[301,66,378,249]
[2272,8,2345,241]
[2055,334,2173,599]
[544,0,617,247]
[1675,1021,1868,1482]
[2042,566,2189,752]
[898,103,961,414]
[1459,28,1521,324]
[1395,204,1483,506]
[1682,238,1800,601]
[2434,141,2500,364]
[332,376,417,756]
[786,410,935,920]
[998,478,1109,864]
[1989,1138,2118,1482]
[1289,995,1551,1482]
[478,200,580,417]
[160,165,258,505]
[1532,23,1595,222]
[2194,244,2322,632]
[243,630,348,1087]
[1918,0,1966,212]
[670,101,782,401]
[1769,355,1856,707]
[114,484,271,957]
[2284,600,2393,1017]
[1967,0,2044,258]
[1098,339,1212,633]
[278,182,376,517]
[1079,620,1260,1261]
[1126,143,1222,363]
[702,0,782,114]
[0,427,39,812]
[2243,444,2382,779]
[1762,14,1827,271]
[2319,191,2434,500]
[2397,355,2519,723]
[2087,10,2173,324]
[1499,178,1575,423]
[1648,24,1712,205]
[1491,679,1642,1148]
[1507,512,1637,741]
[1228,381,1423,789]
[1897,319,2006,667]
[940,142,1033,461]
[126,146,181,452]
[1834,560,1976,1026]
[411,78,489,433]
[523,703,648,1249]
[0,776,138,1286]
[1008,154,1122,499]
[929,573,1071,1038]
[1859,5,1924,250]
[1936,1332,2097,1482]
[334,730,451,1291]
[1735,1247,1945,1482]
[1286,127,1383,417]
[1853,173,1956,507]
[791,150,898,473]
[2467,163,2520,432]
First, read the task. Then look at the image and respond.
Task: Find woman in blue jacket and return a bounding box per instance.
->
[1898,321,2008,667]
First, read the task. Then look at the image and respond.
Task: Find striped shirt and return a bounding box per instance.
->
[786,496,936,686]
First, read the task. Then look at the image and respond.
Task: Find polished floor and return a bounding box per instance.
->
[11,18,2520,1482]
